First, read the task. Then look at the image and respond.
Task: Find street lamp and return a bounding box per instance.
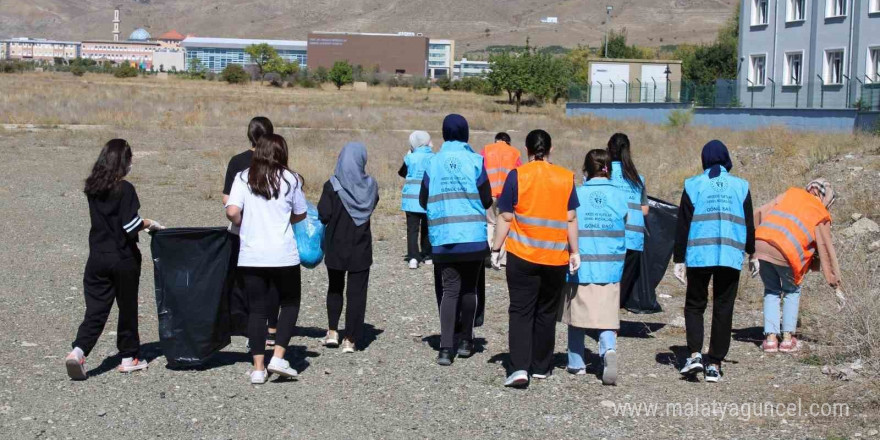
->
[604,5,613,58]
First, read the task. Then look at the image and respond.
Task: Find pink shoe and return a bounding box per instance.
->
[779,337,800,353]
[762,339,779,353]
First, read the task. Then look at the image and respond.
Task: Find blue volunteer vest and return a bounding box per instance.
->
[574,179,628,284]
[684,168,750,270]
[610,161,646,251]
[425,141,487,246]
[400,146,434,213]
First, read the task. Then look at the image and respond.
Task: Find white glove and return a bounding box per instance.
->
[147,220,165,232]
[569,253,581,274]
[749,257,760,278]
[491,251,502,270]
[835,288,846,310]
[673,263,687,285]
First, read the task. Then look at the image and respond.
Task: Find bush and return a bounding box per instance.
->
[0,60,33,73]
[328,61,354,90]
[70,64,86,77]
[411,77,429,90]
[666,109,694,129]
[435,77,452,91]
[220,64,249,84]
[113,63,139,78]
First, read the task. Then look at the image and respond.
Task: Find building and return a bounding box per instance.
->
[0,41,6,60]
[541,17,560,24]
[428,39,455,79]
[81,40,160,69]
[152,49,186,72]
[182,37,307,73]
[453,58,491,79]
[738,0,880,108]
[2,38,81,62]
[307,32,429,76]
[157,30,186,48]
[583,58,682,103]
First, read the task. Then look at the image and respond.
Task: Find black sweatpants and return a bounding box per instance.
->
[684,266,740,365]
[405,212,431,261]
[73,252,142,358]
[240,265,302,356]
[619,249,642,308]
[438,261,481,349]
[506,253,568,375]
[327,268,370,346]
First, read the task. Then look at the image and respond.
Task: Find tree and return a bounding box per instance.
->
[328,60,354,90]
[245,43,279,83]
[220,64,249,84]
[187,58,207,79]
[114,63,139,78]
[604,30,654,59]
[565,45,592,85]
[70,64,86,77]
[313,66,329,83]
[265,58,300,84]
[675,3,739,83]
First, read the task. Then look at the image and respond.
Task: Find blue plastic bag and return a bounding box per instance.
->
[294,201,325,269]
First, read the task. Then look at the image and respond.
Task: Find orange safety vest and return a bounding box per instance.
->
[482,142,522,197]
[506,161,575,266]
[755,187,832,285]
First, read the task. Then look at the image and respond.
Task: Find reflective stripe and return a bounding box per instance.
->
[515,215,568,230]
[769,209,814,243]
[123,215,141,230]
[404,179,422,185]
[487,167,512,175]
[427,192,481,203]
[401,194,420,200]
[687,237,745,250]
[627,202,642,210]
[509,231,568,251]
[692,212,746,225]
[124,216,143,233]
[580,253,626,262]
[625,224,646,233]
[578,229,625,238]
[429,214,486,226]
[762,221,807,264]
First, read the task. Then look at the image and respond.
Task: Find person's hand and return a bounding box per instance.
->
[146,220,165,232]
[674,263,687,285]
[569,253,581,274]
[835,288,846,310]
[749,257,760,278]
[491,251,502,270]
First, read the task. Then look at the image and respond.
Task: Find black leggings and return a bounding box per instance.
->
[438,261,481,349]
[405,212,431,261]
[326,268,370,346]
[240,266,301,356]
[684,266,740,365]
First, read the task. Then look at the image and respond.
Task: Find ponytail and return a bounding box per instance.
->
[607,133,643,189]
[525,129,551,161]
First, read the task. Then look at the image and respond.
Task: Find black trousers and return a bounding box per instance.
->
[230,233,279,333]
[405,212,431,261]
[327,268,370,346]
[73,252,142,358]
[619,249,642,308]
[240,266,301,356]
[506,253,568,374]
[684,266,740,364]
[438,261,481,349]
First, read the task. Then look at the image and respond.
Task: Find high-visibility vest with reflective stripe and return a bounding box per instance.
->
[684,168,750,270]
[574,179,628,284]
[425,141,487,246]
[506,161,575,266]
[482,142,521,198]
[400,146,434,213]
[610,161,646,251]
[756,187,831,285]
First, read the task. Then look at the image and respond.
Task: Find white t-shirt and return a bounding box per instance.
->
[226,169,308,267]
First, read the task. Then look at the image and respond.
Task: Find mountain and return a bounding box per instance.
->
[0,0,736,51]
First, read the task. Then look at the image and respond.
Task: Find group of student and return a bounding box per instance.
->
[63,113,843,388]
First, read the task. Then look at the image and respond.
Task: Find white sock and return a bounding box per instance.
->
[72,347,84,358]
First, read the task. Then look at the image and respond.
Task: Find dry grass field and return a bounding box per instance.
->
[0,72,878,438]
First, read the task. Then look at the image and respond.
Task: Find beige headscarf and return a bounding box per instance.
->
[805,178,836,208]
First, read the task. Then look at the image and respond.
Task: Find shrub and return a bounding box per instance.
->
[666,109,694,129]
[328,61,354,90]
[412,76,429,90]
[70,64,86,77]
[113,63,139,78]
[220,64,249,84]
[435,77,452,91]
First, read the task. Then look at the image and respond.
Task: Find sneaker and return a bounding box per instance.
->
[65,349,87,381]
[323,331,340,348]
[602,350,618,386]
[705,364,722,383]
[779,337,800,353]
[532,371,551,380]
[504,370,529,387]
[408,258,419,269]
[680,353,704,376]
[423,258,433,266]
[436,348,453,366]
[762,339,779,353]
[267,357,298,379]
[118,357,148,373]
[341,339,355,353]
[456,339,475,358]
[250,369,268,384]
[566,366,587,375]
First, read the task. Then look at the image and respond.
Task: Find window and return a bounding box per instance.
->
[871,0,880,13]
[824,50,844,84]
[749,54,766,86]
[787,0,806,21]
[753,0,770,24]
[868,48,880,83]
[784,52,803,85]
[826,0,846,17]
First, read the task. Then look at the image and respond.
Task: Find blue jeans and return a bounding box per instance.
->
[759,261,801,335]
[567,326,616,370]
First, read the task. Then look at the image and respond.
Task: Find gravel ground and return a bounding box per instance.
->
[0,128,876,439]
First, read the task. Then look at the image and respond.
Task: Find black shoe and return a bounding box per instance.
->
[436,348,454,366]
[456,339,475,358]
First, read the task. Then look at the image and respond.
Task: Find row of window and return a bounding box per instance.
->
[749,47,880,86]
[752,0,880,25]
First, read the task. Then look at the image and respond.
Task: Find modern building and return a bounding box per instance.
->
[152,49,186,72]
[307,32,429,76]
[2,38,81,62]
[182,37,307,73]
[583,58,683,103]
[453,58,491,79]
[738,0,880,108]
[81,40,160,69]
[428,39,455,79]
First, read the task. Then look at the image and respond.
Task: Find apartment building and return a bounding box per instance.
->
[428,39,455,79]
[738,0,880,108]
[2,38,81,62]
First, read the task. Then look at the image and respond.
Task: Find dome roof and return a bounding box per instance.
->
[128,28,151,41]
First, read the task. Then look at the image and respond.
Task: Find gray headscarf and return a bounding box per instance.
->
[330,142,379,226]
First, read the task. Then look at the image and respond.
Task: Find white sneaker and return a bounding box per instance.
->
[118,357,148,373]
[532,371,551,379]
[65,348,87,381]
[408,258,419,269]
[423,258,433,266]
[504,370,529,387]
[250,369,268,384]
[267,357,298,379]
[602,350,618,386]
[341,339,355,353]
[323,331,340,348]
[680,353,704,376]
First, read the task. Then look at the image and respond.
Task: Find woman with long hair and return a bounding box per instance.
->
[65,139,165,380]
[226,133,308,384]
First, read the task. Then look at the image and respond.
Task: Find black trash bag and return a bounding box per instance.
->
[151,227,233,367]
[622,196,678,314]
[433,263,486,328]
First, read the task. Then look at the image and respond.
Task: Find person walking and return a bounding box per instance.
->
[673,140,757,383]
[65,139,165,380]
[226,134,308,384]
[754,179,843,353]
[481,132,522,268]
[399,131,434,269]
[318,142,379,353]
[607,133,649,309]
[420,114,493,366]
[491,129,580,387]
[562,149,628,385]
